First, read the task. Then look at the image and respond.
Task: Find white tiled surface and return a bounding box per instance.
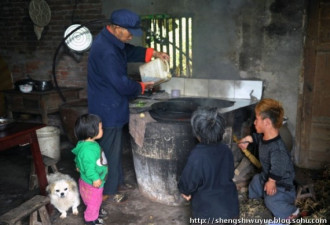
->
[161,77,185,96]
[184,78,209,97]
[234,80,263,100]
[208,79,235,99]
[160,78,263,100]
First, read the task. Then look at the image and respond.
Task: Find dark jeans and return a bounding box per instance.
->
[249,174,297,219]
[98,126,123,195]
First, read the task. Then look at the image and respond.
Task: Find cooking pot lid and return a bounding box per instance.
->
[64,24,93,52]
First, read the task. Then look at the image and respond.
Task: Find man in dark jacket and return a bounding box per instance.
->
[88,8,169,203]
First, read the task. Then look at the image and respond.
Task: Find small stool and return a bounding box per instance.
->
[0,195,50,225]
[42,156,59,174]
[294,167,316,201]
[296,183,316,201]
[29,155,59,190]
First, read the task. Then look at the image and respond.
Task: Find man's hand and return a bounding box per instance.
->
[153,51,170,61]
[264,178,277,196]
[181,193,191,201]
[143,82,154,90]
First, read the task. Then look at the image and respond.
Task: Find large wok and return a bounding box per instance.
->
[149,97,235,122]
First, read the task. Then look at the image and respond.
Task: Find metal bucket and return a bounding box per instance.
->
[36,126,61,161]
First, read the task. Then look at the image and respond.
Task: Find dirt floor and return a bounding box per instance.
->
[0,134,329,225]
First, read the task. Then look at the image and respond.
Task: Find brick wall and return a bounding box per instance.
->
[0,0,105,98]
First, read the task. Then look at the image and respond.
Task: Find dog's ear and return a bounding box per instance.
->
[46,183,55,194]
[68,180,78,192]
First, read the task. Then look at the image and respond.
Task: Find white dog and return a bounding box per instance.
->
[46,172,80,219]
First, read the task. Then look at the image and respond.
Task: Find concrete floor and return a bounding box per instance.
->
[0,135,193,225]
[53,138,191,225]
[0,132,273,225]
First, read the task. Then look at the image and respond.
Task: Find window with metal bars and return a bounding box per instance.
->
[141,15,193,77]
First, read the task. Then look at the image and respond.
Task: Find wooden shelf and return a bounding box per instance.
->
[3,87,82,124]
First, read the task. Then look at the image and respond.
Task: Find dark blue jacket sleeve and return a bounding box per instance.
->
[177,154,202,196]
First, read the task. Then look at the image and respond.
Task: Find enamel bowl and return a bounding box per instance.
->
[19,84,33,93]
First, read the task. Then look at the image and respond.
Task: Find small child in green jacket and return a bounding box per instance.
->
[72,114,108,225]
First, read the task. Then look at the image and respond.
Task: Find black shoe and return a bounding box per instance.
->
[85,218,104,225]
[112,193,127,203]
[103,193,127,203]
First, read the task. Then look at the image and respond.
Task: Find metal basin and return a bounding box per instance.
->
[0,118,15,131]
[149,97,235,122]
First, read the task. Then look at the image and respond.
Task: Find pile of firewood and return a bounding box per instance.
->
[293,164,330,224]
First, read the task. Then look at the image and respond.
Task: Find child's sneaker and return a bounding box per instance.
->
[85,218,104,225]
[287,208,300,220]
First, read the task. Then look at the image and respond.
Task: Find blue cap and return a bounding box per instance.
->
[110,9,143,36]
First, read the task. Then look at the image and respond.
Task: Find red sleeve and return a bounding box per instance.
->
[139,82,146,94]
[145,48,154,62]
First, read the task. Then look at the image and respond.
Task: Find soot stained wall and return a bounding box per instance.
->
[0,0,305,157]
[104,0,305,141]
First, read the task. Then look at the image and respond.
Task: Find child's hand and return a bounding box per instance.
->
[264,178,277,196]
[238,135,253,151]
[93,179,102,188]
[181,194,191,201]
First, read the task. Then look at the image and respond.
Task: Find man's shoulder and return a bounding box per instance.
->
[94,28,123,49]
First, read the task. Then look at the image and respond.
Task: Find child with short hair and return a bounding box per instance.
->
[72,114,108,225]
[238,98,299,223]
[178,107,239,223]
